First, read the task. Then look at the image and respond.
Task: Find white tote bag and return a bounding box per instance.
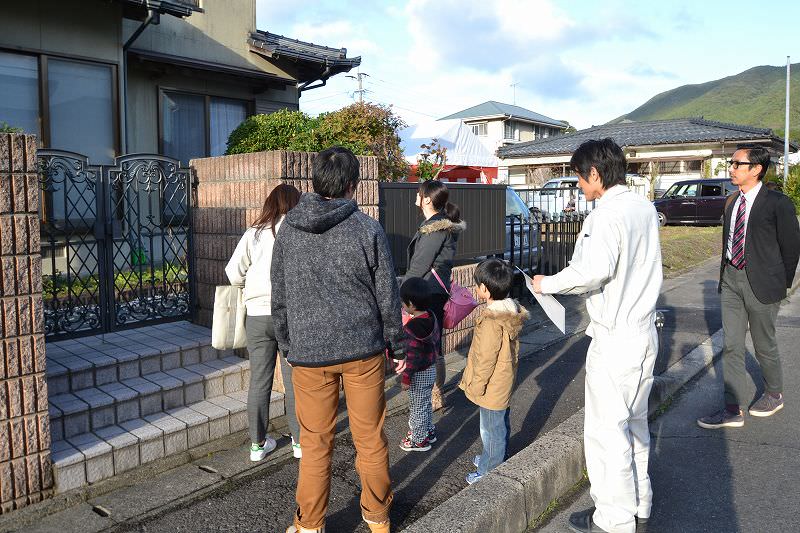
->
[211,285,247,350]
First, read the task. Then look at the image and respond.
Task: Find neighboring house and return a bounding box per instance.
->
[497,118,798,193]
[0,0,360,165]
[439,101,567,155]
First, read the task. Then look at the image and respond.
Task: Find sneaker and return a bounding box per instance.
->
[399,435,431,452]
[465,471,483,485]
[472,455,480,469]
[365,520,390,533]
[291,436,302,459]
[406,429,437,444]
[697,408,744,429]
[749,393,784,417]
[250,437,277,461]
[427,428,437,443]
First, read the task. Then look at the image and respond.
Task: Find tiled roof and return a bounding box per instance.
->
[498,118,797,158]
[117,0,198,18]
[439,101,566,128]
[248,31,361,70]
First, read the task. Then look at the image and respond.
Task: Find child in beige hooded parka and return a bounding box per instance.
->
[459,259,528,484]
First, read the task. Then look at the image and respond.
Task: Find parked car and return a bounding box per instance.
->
[527,177,595,214]
[653,178,736,226]
[505,187,539,271]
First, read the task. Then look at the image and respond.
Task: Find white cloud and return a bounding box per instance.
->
[288,20,381,57]
[405,0,575,71]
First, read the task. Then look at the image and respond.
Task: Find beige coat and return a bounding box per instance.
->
[459,301,529,410]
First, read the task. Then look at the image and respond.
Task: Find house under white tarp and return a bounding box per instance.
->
[399,119,499,182]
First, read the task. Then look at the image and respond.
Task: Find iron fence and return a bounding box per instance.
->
[38,150,194,340]
[535,210,589,276]
[515,186,596,215]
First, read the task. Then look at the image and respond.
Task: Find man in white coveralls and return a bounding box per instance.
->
[532,138,662,533]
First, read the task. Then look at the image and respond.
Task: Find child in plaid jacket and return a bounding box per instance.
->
[398,277,440,452]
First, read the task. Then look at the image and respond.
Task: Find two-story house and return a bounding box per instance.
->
[439,100,567,156]
[0,0,360,164]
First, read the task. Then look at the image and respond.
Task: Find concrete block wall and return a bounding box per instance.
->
[0,134,53,513]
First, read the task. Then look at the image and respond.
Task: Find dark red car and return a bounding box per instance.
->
[652,178,737,226]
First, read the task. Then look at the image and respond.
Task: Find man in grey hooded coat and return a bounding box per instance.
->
[272,146,403,533]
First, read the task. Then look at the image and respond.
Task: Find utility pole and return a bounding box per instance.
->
[784,56,791,185]
[346,71,369,103]
[510,82,518,105]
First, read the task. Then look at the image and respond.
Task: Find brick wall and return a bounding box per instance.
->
[190,151,380,392]
[0,134,53,513]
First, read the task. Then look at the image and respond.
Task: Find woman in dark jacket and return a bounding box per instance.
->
[404,180,465,409]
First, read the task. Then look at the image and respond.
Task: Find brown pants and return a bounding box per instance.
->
[292,354,392,529]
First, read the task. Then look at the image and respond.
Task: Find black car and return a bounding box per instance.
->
[653,178,737,226]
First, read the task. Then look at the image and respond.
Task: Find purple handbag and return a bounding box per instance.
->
[431,269,478,329]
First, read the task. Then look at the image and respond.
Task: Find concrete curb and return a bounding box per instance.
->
[403,266,800,533]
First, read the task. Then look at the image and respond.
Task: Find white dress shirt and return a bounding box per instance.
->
[726,181,762,261]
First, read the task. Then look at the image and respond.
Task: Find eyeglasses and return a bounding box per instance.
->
[728,160,755,169]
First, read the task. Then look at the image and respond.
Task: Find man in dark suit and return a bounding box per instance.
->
[698,144,800,429]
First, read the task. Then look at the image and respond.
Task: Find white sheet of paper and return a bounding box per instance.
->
[515,267,566,334]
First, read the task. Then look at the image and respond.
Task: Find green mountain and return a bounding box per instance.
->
[613,63,800,142]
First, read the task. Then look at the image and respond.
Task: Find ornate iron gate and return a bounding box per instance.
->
[38,150,194,339]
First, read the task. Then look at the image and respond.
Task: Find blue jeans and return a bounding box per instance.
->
[478,407,510,475]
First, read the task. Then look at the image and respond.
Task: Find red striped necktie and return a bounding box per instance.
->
[730,195,747,269]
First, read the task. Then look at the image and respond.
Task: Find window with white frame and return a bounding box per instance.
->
[504,120,516,140]
[470,122,487,137]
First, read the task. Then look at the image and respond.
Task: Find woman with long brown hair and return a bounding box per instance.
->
[404,180,465,415]
[225,183,301,462]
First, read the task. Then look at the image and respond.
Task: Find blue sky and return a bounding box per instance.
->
[256,0,800,129]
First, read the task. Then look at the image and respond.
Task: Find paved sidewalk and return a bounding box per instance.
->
[535,290,800,533]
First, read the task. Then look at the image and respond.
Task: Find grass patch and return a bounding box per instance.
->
[660,226,722,279]
[655,395,674,417]
[527,470,589,530]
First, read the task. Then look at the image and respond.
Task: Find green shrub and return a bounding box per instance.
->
[784,165,800,212]
[225,103,408,181]
[0,121,22,133]
[315,103,408,181]
[226,109,319,154]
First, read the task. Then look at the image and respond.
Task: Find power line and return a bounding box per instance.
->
[363,85,442,118]
[368,78,431,100]
[301,91,350,104]
[368,97,439,119]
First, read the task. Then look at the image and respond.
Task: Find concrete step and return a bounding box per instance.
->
[45,321,229,396]
[48,356,251,441]
[50,391,285,493]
